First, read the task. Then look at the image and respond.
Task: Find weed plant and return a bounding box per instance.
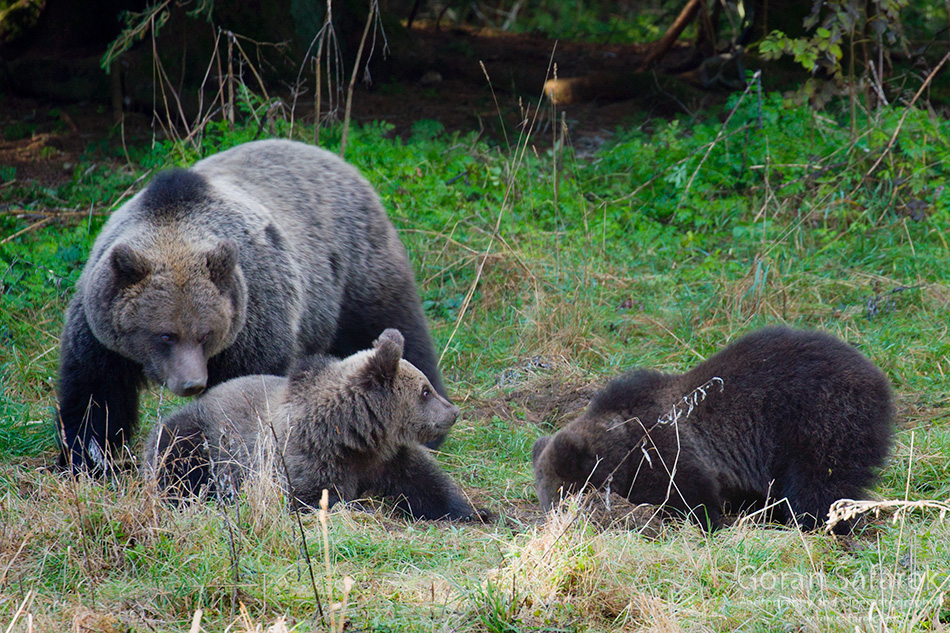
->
[1,91,949,631]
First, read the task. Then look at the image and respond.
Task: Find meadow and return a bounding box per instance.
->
[1,85,949,631]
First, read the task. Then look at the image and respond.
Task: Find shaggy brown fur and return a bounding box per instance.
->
[58,140,448,473]
[146,329,484,521]
[532,327,895,532]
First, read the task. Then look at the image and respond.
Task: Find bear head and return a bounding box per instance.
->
[84,237,248,397]
[532,428,600,509]
[284,329,459,461]
[356,328,459,448]
[531,371,674,510]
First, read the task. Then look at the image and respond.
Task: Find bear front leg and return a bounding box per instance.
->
[665,468,724,532]
[775,466,861,533]
[373,445,486,521]
[57,304,144,474]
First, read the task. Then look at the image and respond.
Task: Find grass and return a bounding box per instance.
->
[1,88,950,631]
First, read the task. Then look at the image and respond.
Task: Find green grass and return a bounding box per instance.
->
[1,93,949,631]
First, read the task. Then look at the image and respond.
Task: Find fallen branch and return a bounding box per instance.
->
[0,209,108,218]
[543,70,703,105]
[638,0,705,71]
[543,71,642,104]
[1,217,51,245]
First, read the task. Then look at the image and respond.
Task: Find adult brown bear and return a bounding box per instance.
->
[532,327,895,532]
[145,329,484,521]
[57,139,446,472]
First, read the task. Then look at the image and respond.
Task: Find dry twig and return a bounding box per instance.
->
[864,50,950,178]
[826,498,950,532]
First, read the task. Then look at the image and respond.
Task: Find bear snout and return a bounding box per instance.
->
[166,375,207,397]
[441,403,460,428]
[427,401,460,436]
[165,343,209,397]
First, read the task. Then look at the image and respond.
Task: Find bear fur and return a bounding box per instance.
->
[532,327,895,532]
[145,329,482,521]
[57,139,447,472]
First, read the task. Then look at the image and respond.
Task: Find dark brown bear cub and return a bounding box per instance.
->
[146,329,482,521]
[532,327,894,532]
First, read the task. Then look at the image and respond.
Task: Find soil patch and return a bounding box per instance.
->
[469,356,602,431]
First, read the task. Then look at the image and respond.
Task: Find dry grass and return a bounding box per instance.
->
[485,496,677,629]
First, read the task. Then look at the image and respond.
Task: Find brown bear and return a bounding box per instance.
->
[532,327,895,532]
[57,139,448,473]
[145,329,483,521]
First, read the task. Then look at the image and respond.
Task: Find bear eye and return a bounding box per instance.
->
[198,332,212,346]
[421,386,430,400]
[158,332,177,345]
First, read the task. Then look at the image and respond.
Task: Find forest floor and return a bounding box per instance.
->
[0,24,721,188]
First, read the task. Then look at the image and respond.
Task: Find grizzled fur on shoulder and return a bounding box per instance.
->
[532,327,895,533]
[58,139,449,474]
[145,329,485,521]
[139,169,210,218]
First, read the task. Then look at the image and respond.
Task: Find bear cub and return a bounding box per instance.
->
[532,327,894,532]
[146,329,483,521]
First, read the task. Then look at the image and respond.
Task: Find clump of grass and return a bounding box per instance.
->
[478,501,950,632]
[476,497,683,630]
[229,604,293,632]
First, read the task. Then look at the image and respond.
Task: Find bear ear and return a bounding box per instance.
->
[362,329,404,387]
[532,435,552,467]
[111,244,151,287]
[374,328,405,352]
[206,239,239,287]
[549,430,591,480]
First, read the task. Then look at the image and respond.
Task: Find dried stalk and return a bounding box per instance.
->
[341,0,378,157]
